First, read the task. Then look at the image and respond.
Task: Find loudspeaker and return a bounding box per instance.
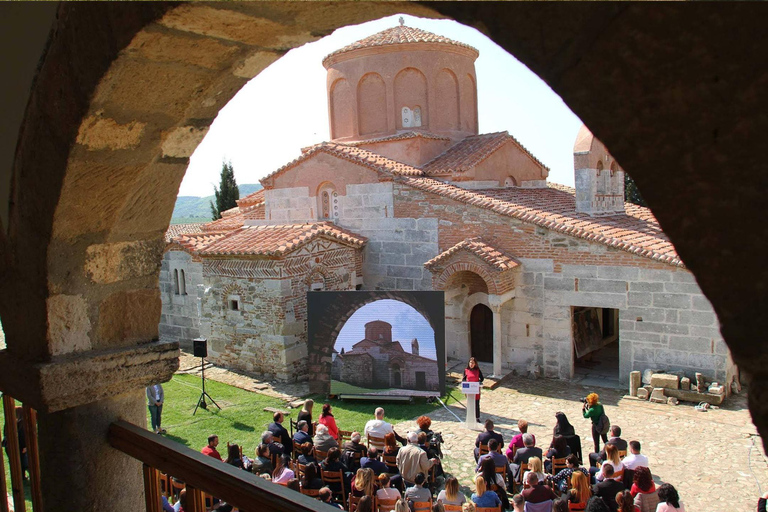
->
[193,338,208,358]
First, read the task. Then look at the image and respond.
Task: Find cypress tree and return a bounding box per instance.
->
[210,161,239,220]
[624,172,647,207]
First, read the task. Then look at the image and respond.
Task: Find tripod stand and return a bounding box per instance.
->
[193,357,221,415]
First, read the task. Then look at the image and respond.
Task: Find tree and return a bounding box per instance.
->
[624,172,647,207]
[210,161,239,220]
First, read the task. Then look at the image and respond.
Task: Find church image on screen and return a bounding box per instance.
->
[331,299,439,396]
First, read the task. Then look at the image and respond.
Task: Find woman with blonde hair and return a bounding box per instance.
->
[394,499,410,512]
[462,503,477,512]
[471,475,501,508]
[569,471,592,508]
[595,444,624,482]
[351,467,375,497]
[297,399,314,436]
[376,473,401,501]
[523,456,546,486]
[437,476,466,507]
[582,392,610,453]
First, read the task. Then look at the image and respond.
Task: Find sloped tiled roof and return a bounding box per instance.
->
[422,131,549,175]
[201,211,245,232]
[172,232,228,253]
[198,222,367,257]
[323,25,478,65]
[237,188,264,207]
[341,131,451,147]
[261,142,424,186]
[164,223,205,243]
[398,177,682,267]
[424,238,520,272]
[220,206,240,218]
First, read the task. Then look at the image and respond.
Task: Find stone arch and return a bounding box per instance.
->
[330,78,354,139]
[433,68,460,131]
[504,176,517,187]
[434,262,499,296]
[317,181,339,220]
[357,72,387,136]
[304,264,336,291]
[394,67,428,130]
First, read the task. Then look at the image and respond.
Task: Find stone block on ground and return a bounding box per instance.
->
[680,377,691,390]
[667,397,679,405]
[650,373,679,389]
[642,369,659,385]
[650,387,667,403]
[708,384,725,395]
[263,406,290,415]
[629,371,642,397]
[637,388,650,400]
[695,372,705,392]
[664,388,726,405]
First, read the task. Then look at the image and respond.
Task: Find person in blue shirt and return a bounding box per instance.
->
[293,420,312,447]
[471,475,501,508]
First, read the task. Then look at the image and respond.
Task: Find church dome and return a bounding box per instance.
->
[324,21,480,142]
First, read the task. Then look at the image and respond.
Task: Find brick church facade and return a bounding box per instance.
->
[160,23,734,389]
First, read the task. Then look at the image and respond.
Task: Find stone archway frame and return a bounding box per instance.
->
[306,290,445,394]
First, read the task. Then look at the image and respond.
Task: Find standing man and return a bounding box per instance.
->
[146,383,166,434]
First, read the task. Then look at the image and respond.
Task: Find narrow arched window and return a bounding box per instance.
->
[179,269,186,295]
[173,269,180,295]
[317,183,339,220]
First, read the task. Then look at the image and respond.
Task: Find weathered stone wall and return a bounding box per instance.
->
[158,249,203,347]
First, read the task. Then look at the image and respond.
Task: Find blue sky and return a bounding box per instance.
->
[334,299,437,361]
[179,14,583,197]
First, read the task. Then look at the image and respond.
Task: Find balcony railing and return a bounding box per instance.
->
[109,420,336,512]
[1,393,43,512]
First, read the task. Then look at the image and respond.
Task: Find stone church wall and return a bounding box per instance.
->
[158,249,203,348]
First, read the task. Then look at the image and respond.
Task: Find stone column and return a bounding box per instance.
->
[488,296,504,377]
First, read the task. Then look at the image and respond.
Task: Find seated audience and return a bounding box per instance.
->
[545,434,572,472]
[415,415,443,466]
[553,411,576,438]
[471,475,501,508]
[224,443,250,471]
[622,441,648,471]
[554,499,570,512]
[357,495,374,512]
[511,493,525,512]
[523,457,547,488]
[521,473,556,504]
[376,474,402,501]
[286,478,300,492]
[511,433,543,481]
[175,489,187,512]
[475,419,505,461]
[319,487,343,510]
[313,424,339,453]
[268,412,293,453]
[592,465,624,512]
[585,496,611,512]
[655,483,685,512]
[293,420,312,447]
[476,439,508,472]
[547,454,589,493]
[252,444,273,475]
[320,447,352,493]
[384,432,401,459]
[396,499,411,512]
[297,442,317,466]
[595,445,624,483]
[590,426,627,468]
[201,434,222,460]
[479,456,509,510]
[629,467,657,505]
[569,471,593,507]
[351,467,376,497]
[319,403,340,440]
[343,431,368,470]
[361,447,388,476]
[365,407,406,446]
[272,454,295,485]
[262,430,284,457]
[437,476,466,507]
[297,399,314,436]
[300,462,324,490]
[615,490,636,512]
[404,472,432,503]
[507,420,536,460]
[462,503,476,512]
[396,432,439,485]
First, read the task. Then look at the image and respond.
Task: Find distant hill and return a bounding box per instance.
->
[171,184,262,225]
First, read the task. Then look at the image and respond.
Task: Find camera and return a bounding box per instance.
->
[581,397,589,404]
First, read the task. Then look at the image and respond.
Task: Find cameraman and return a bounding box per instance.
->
[582,392,610,453]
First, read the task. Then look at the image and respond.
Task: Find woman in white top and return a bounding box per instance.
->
[272,454,295,484]
[522,457,547,487]
[595,444,625,482]
[655,483,685,512]
[376,474,401,501]
[437,476,467,506]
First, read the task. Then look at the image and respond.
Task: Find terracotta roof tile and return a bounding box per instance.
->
[323,25,478,65]
[172,232,228,253]
[198,222,367,257]
[220,206,240,218]
[422,131,549,175]
[164,223,205,243]
[261,142,424,187]
[399,177,682,267]
[340,131,451,147]
[236,188,264,207]
[424,238,520,272]
[201,212,245,232]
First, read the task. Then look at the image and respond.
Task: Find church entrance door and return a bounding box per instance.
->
[470,304,493,363]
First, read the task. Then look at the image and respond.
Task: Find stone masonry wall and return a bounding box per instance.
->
[159,249,203,348]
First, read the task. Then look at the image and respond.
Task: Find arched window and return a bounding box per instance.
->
[179,269,186,295]
[610,161,618,177]
[173,269,180,295]
[596,161,606,194]
[317,182,339,220]
[504,176,517,188]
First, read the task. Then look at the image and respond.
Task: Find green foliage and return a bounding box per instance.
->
[209,161,240,220]
[171,184,261,223]
[624,172,648,207]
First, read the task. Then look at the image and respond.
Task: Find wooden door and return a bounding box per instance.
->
[470,304,494,363]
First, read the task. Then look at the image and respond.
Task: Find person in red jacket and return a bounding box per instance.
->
[462,357,484,419]
[201,434,222,461]
[318,403,340,440]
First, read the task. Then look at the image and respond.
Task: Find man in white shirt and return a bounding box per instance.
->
[364,407,405,447]
[621,440,649,470]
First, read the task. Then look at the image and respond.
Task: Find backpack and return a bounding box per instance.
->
[596,413,611,435]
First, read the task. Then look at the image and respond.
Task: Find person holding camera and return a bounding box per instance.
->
[582,392,610,453]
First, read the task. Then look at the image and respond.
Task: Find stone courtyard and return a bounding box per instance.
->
[182,351,768,512]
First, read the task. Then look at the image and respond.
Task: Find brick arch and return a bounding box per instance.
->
[304,264,337,290]
[434,261,500,296]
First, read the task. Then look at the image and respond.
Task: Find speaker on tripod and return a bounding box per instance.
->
[192,338,220,415]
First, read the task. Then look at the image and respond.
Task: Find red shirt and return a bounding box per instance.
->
[319,414,339,440]
[464,367,482,397]
[201,445,222,461]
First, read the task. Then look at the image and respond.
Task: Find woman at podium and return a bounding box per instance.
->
[462,357,484,419]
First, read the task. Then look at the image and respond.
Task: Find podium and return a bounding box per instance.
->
[459,381,482,430]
